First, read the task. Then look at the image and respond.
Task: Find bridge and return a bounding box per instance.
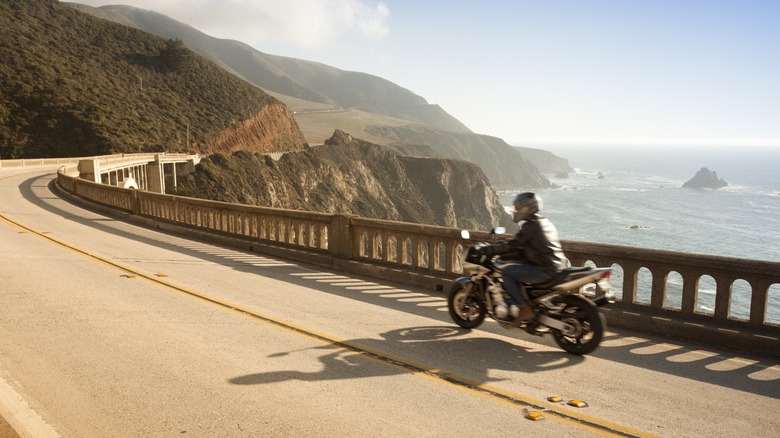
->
[0,153,200,193]
[0,155,778,437]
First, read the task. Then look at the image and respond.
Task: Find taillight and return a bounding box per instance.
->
[597,271,611,293]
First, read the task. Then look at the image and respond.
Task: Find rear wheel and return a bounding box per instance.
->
[550,295,605,355]
[447,283,486,329]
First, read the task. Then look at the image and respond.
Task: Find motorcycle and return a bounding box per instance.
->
[447,228,614,355]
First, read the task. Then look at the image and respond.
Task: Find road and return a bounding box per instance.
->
[0,167,778,437]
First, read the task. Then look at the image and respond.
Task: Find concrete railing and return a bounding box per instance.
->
[0,153,191,170]
[0,157,83,168]
[53,161,780,357]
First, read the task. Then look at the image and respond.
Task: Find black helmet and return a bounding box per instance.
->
[512,192,541,222]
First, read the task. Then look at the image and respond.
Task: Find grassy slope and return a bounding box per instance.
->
[0,0,291,158]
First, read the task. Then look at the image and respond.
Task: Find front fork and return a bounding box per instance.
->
[452,276,496,310]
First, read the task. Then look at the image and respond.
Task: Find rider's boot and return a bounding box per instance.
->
[495,303,513,321]
[511,304,534,321]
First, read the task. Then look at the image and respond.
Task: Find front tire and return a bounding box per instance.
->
[550,295,605,355]
[447,283,486,329]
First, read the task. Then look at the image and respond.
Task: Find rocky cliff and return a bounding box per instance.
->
[176,130,513,230]
[512,147,572,175]
[366,125,551,189]
[206,103,306,155]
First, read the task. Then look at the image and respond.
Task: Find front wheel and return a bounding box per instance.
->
[550,295,606,355]
[447,283,486,329]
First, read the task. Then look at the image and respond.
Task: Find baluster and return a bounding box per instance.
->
[650,267,667,309]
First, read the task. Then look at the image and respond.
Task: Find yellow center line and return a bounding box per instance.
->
[0,210,657,438]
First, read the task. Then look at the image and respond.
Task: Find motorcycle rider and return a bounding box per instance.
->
[476,192,569,321]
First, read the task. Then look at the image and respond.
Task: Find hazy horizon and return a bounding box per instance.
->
[74,0,780,148]
[540,143,780,187]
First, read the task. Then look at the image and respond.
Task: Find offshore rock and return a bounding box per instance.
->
[177,130,513,230]
[682,167,728,189]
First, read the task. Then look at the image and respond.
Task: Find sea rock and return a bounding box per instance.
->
[682,167,728,189]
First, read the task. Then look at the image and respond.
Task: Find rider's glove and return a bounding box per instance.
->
[479,245,493,256]
[474,244,493,256]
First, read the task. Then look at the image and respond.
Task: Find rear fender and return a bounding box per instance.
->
[551,268,612,292]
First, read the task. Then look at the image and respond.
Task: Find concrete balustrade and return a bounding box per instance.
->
[0,157,82,168]
[43,155,780,357]
[136,190,332,251]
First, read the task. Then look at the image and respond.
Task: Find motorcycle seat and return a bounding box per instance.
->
[531,267,593,289]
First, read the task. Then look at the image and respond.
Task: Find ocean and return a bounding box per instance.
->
[501,145,780,323]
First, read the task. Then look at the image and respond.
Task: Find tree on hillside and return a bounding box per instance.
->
[160,38,193,72]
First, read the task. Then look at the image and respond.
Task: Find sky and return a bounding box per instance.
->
[73,0,780,148]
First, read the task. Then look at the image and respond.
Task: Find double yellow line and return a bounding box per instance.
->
[0,179,656,438]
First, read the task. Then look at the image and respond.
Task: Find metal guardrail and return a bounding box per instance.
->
[51,156,780,357]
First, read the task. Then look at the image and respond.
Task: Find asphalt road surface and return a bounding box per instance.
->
[1,167,778,437]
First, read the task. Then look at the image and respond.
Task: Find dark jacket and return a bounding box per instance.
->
[484,215,568,272]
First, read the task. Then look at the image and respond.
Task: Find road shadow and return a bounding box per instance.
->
[592,329,780,399]
[229,326,583,386]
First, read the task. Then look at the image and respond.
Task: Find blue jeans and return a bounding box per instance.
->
[500,263,552,306]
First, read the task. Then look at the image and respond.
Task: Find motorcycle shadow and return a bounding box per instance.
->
[229,326,583,386]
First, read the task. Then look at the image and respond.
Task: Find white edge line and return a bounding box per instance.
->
[0,374,60,438]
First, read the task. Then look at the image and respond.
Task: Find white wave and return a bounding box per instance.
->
[720,184,780,197]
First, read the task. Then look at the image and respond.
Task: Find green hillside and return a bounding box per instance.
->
[66,2,472,135]
[65,3,568,189]
[0,0,288,159]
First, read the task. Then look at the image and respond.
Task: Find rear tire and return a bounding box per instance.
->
[447,283,486,329]
[550,295,605,355]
